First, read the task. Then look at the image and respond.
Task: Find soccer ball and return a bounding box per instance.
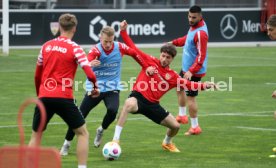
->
[102,141,122,160]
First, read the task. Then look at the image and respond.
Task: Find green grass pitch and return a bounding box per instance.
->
[0,46,276,168]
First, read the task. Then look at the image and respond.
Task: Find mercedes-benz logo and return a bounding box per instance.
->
[220,14,238,40]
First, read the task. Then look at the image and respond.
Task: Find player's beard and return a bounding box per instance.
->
[189,21,199,26]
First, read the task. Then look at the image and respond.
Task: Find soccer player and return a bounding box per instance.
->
[60,26,142,155]
[28,13,99,168]
[267,14,276,156]
[111,20,216,152]
[168,5,208,135]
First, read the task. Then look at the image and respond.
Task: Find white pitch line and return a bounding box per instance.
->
[236,126,276,132]
[0,117,146,129]
[0,111,274,129]
[266,83,276,85]
[0,111,273,129]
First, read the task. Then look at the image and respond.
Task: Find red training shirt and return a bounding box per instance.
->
[121,30,207,103]
[35,36,97,99]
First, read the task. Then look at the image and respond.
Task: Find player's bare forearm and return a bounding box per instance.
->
[82,65,97,88]
[178,78,216,91]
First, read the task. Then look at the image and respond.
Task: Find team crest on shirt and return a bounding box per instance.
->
[165,73,171,80]
[50,22,59,36]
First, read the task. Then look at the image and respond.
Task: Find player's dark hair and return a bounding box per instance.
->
[160,43,177,58]
[189,5,202,13]
[267,14,276,27]
[59,13,78,31]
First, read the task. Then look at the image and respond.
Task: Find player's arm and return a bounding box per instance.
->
[177,77,216,91]
[178,78,215,90]
[168,36,187,47]
[119,20,152,60]
[170,72,216,90]
[87,46,101,67]
[189,31,208,74]
[74,46,99,96]
[34,49,43,96]
[118,42,149,68]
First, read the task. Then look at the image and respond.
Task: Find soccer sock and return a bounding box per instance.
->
[98,125,104,132]
[63,140,71,146]
[191,117,199,128]
[113,125,123,141]
[163,135,172,144]
[178,106,187,116]
[78,165,86,168]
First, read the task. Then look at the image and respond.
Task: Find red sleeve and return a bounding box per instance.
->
[172,36,187,47]
[82,65,97,88]
[118,42,137,56]
[120,30,149,58]
[189,30,208,74]
[34,64,43,96]
[87,46,101,61]
[120,31,151,68]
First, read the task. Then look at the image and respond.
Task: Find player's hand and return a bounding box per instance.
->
[91,88,100,98]
[184,71,192,80]
[120,20,128,31]
[146,66,156,76]
[204,82,218,90]
[272,90,276,99]
[90,60,101,67]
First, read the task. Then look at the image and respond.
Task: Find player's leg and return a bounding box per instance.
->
[149,108,180,152]
[161,119,181,152]
[176,89,188,124]
[176,70,188,124]
[161,114,180,139]
[61,92,102,154]
[185,76,202,136]
[112,95,138,142]
[56,99,89,167]
[73,124,89,167]
[29,98,54,146]
[94,91,119,147]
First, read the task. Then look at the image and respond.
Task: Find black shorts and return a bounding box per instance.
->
[129,91,169,124]
[32,97,85,132]
[179,70,202,97]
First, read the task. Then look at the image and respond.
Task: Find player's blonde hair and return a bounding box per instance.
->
[100,26,115,37]
[59,13,78,31]
[267,14,276,27]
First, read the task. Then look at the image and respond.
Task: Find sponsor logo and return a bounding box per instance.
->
[89,15,166,42]
[0,23,31,36]
[242,20,261,33]
[89,16,107,41]
[45,45,67,53]
[45,45,52,52]
[220,14,238,40]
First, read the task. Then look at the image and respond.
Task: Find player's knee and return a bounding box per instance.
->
[74,124,89,137]
[124,98,137,111]
[107,107,118,115]
[172,122,180,130]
